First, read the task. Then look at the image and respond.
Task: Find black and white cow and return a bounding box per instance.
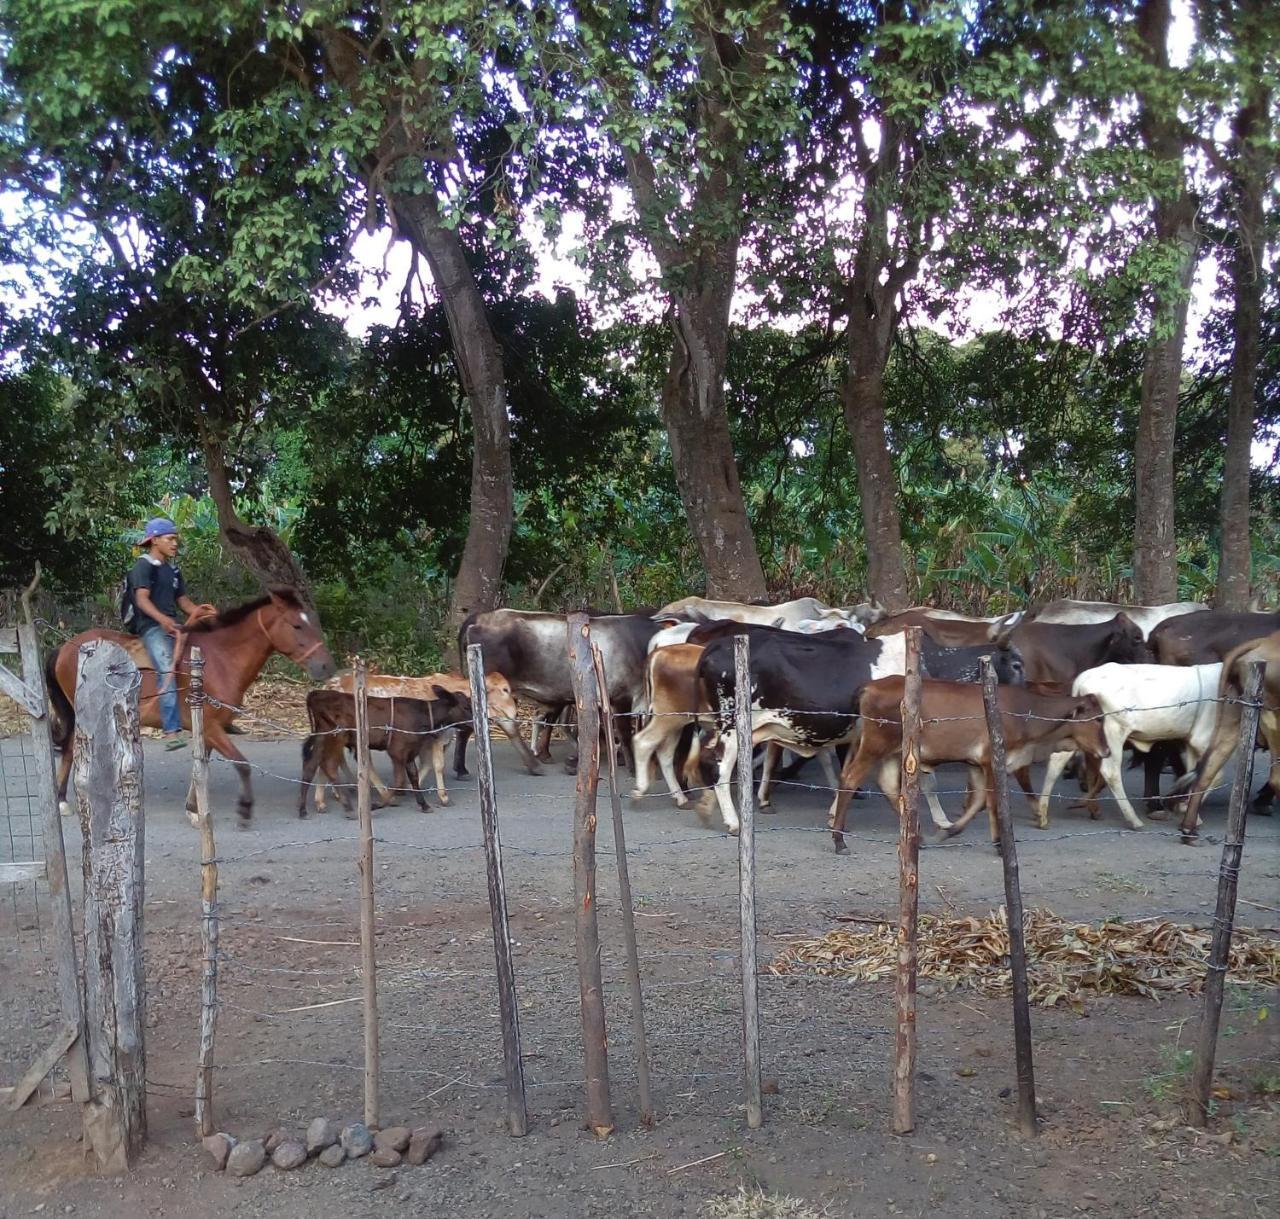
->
[457,608,660,774]
[695,624,1027,832]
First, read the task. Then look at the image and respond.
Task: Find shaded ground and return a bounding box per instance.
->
[2,719,1278,1219]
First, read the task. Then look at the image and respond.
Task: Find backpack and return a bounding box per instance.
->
[118,577,138,631]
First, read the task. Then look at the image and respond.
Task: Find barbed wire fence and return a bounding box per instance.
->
[182,624,1277,1150]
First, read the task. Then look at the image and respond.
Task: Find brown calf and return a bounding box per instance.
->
[299,687,473,818]
[631,643,713,810]
[828,678,1108,853]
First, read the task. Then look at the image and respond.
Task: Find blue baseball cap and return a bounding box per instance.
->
[143,517,179,541]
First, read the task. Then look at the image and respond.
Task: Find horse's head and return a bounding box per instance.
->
[263,590,337,680]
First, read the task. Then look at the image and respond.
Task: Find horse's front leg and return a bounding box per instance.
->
[205,721,254,824]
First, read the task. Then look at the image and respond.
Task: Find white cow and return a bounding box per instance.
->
[653,595,880,631]
[1032,599,1206,640]
[1036,662,1224,830]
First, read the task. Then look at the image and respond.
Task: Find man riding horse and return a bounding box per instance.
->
[125,516,217,749]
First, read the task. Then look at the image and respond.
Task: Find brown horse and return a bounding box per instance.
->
[46,589,336,823]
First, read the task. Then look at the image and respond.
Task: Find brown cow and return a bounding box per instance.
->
[299,688,473,818]
[865,607,1025,647]
[1008,614,1150,684]
[319,670,517,809]
[827,678,1108,853]
[1150,611,1280,665]
[1170,631,1280,834]
[631,643,713,810]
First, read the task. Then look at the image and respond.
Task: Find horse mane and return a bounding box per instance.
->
[187,588,305,632]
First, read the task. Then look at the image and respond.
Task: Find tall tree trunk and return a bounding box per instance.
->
[1133,0,1198,605]
[393,195,514,637]
[662,290,768,601]
[318,28,514,652]
[1217,62,1270,609]
[202,435,313,604]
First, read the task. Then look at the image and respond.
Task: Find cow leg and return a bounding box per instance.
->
[1096,723,1144,830]
[1036,750,1075,829]
[711,729,741,834]
[1253,713,1279,815]
[534,704,559,764]
[757,742,781,809]
[818,748,841,797]
[631,715,687,806]
[940,765,989,841]
[430,733,451,806]
[829,743,880,853]
[918,770,954,831]
[452,724,472,778]
[299,733,321,818]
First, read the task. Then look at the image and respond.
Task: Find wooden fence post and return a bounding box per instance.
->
[73,639,147,1172]
[189,648,219,1138]
[354,657,380,1130]
[566,614,613,1137]
[1188,660,1264,1127]
[466,643,529,1136]
[734,634,763,1130]
[17,569,90,1106]
[892,627,922,1136]
[980,655,1038,1138]
[592,643,653,1127]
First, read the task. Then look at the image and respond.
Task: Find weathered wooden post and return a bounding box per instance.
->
[892,626,923,1136]
[188,649,220,1138]
[73,639,147,1171]
[566,613,613,1137]
[466,643,529,1136]
[592,643,653,1127]
[354,657,380,1129]
[980,655,1037,1138]
[1188,660,1264,1127]
[18,568,90,1106]
[734,633,763,1130]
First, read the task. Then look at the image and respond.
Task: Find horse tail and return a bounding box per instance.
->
[45,644,74,750]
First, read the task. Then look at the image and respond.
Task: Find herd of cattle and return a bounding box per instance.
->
[299,595,1280,853]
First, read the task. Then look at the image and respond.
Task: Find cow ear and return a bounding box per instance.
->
[990,612,1021,645]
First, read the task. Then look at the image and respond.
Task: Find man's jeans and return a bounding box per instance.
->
[139,623,182,733]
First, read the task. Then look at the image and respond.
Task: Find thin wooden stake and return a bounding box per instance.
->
[592,643,653,1127]
[354,657,380,1129]
[981,655,1037,1138]
[734,633,763,1130]
[73,640,147,1172]
[566,614,613,1138]
[467,642,528,1137]
[1188,660,1264,1127]
[892,626,923,1136]
[18,566,90,1106]
[189,648,220,1138]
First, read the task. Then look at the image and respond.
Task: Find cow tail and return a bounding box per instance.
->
[457,612,478,671]
[45,645,74,750]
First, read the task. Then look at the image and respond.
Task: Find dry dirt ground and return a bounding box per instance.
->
[2,705,1278,1219]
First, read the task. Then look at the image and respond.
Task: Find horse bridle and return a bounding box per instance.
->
[257,607,326,666]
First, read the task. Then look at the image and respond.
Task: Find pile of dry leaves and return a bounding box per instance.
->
[769,908,1280,1008]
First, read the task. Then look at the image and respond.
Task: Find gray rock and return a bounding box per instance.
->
[271,1141,308,1171]
[202,1133,236,1171]
[319,1144,346,1168]
[226,1140,267,1177]
[405,1124,444,1166]
[370,1147,402,1168]
[306,1117,339,1153]
[340,1123,373,1158]
[374,1126,411,1154]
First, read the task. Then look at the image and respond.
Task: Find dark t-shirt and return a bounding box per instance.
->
[128,555,185,632]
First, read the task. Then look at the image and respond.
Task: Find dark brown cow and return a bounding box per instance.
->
[1150,610,1280,665]
[1007,614,1150,685]
[827,678,1108,853]
[299,688,473,817]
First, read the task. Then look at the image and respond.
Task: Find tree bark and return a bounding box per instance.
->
[202,434,314,603]
[662,291,768,601]
[1133,0,1199,605]
[1217,62,1270,610]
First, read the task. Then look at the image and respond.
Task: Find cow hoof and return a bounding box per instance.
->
[237,805,252,823]
[1127,820,1145,831]
[1252,803,1272,817]
[343,808,358,821]
[526,762,545,776]
[833,839,848,855]
[853,790,867,801]
[438,795,451,807]
[59,800,72,818]
[760,805,777,815]
[455,767,471,779]
[298,809,309,820]
[1145,808,1169,821]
